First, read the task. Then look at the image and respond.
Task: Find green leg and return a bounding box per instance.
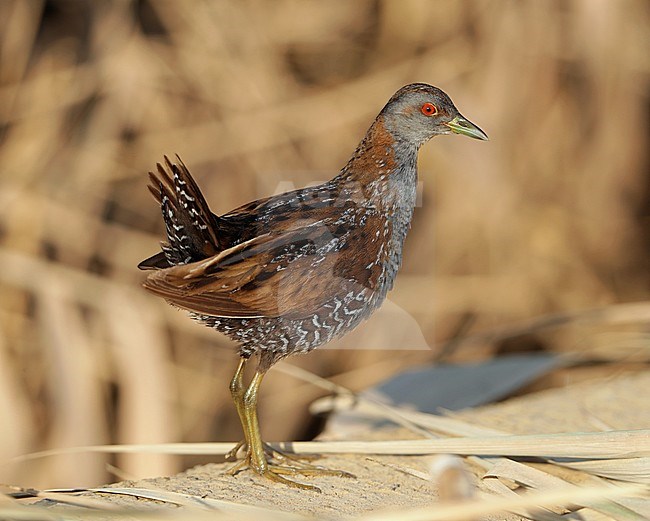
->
[226,356,354,490]
[242,370,268,472]
[243,368,326,490]
[225,357,249,463]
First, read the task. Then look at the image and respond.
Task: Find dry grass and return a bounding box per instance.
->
[3,348,650,518]
[4,395,650,519]
[0,0,649,503]
[4,483,644,521]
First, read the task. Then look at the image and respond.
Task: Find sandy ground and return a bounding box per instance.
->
[39,370,649,519]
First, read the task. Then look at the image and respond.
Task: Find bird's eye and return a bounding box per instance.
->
[420,102,437,116]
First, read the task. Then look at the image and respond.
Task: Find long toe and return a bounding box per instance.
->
[260,468,322,492]
[269,464,355,478]
[225,457,250,476]
[224,436,353,487]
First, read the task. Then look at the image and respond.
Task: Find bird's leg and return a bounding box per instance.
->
[227,365,354,491]
[224,356,292,466]
[225,357,302,462]
[242,369,269,472]
[225,357,249,462]
[240,369,321,490]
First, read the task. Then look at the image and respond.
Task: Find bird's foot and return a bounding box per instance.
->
[225,441,354,491]
[225,440,319,463]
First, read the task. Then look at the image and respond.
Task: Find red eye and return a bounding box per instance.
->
[421,102,437,116]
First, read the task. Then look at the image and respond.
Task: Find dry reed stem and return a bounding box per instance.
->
[11,429,649,462]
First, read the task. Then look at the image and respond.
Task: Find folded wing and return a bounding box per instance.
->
[143,220,376,320]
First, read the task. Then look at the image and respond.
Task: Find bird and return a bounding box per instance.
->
[138,83,487,491]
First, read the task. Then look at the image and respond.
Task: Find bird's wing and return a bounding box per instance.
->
[142,214,383,320]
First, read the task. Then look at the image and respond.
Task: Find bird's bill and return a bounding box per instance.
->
[446,115,488,141]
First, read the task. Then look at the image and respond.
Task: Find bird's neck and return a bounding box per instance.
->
[336,116,419,211]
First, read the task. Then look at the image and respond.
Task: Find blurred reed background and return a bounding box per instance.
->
[0,0,648,490]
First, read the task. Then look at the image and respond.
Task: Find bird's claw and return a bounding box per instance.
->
[225,440,354,491]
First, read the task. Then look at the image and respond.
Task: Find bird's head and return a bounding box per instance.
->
[381,83,488,146]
